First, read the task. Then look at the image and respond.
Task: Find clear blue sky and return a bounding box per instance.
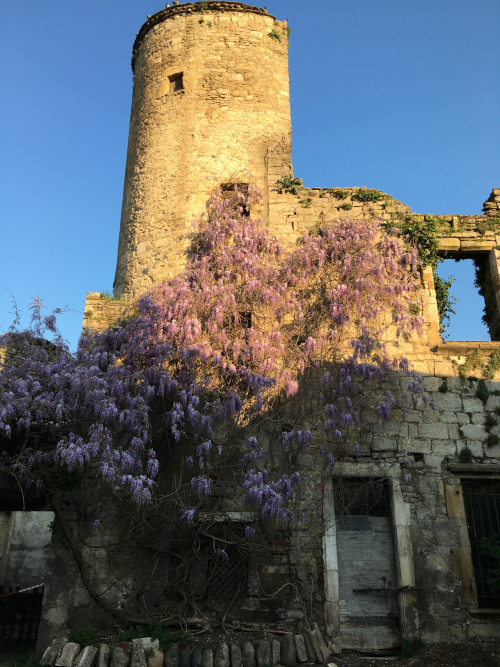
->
[1,0,499,349]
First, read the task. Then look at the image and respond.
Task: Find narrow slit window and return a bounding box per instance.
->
[168,72,184,93]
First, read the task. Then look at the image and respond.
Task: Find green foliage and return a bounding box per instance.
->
[459,350,500,382]
[352,189,382,203]
[409,304,420,315]
[115,624,190,651]
[484,349,500,380]
[438,379,448,393]
[485,412,499,432]
[458,446,473,463]
[286,26,291,48]
[401,637,424,659]
[299,198,312,208]
[268,30,281,42]
[339,203,353,211]
[196,1,208,12]
[486,433,500,448]
[477,378,490,403]
[477,216,500,234]
[433,271,458,338]
[100,291,125,302]
[383,215,441,270]
[326,188,348,200]
[68,627,96,647]
[275,175,303,195]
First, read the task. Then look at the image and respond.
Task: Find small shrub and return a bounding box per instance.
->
[268,30,281,41]
[485,412,498,432]
[115,624,190,651]
[326,188,348,200]
[458,446,473,463]
[299,198,312,208]
[477,379,490,403]
[438,379,448,393]
[339,203,353,211]
[68,627,96,647]
[352,189,382,203]
[486,433,500,448]
[275,175,303,195]
[401,637,424,659]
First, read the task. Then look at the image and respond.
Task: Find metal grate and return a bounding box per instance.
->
[463,479,500,608]
[333,477,391,518]
[0,586,45,651]
[205,525,248,601]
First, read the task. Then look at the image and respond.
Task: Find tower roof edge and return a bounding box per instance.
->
[132,1,278,72]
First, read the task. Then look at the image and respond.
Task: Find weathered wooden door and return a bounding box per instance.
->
[335,479,400,651]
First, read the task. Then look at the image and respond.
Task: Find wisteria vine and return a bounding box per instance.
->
[0,184,427,527]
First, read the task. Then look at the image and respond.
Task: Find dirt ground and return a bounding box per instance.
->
[331,641,499,667]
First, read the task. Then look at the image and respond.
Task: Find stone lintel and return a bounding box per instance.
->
[434,341,500,356]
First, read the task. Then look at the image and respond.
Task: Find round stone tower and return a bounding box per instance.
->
[113,1,292,298]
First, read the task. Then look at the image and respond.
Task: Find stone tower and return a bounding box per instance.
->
[113,1,292,298]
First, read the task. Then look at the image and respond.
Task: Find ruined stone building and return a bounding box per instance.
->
[1,1,500,658]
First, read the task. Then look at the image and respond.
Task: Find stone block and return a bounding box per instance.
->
[214,644,229,667]
[430,393,462,411]
[97,645,111,667]
[448,424,461,440]
[423,454,444,470]
[372,421,409,437]
[471,412,485,424]
[422,410,441,423]
[256,642,270,667]
[190,650,202,667]
[439,410,459,423]
[41,639,67,666]
[241,643,255,667]
[110,647,129,667]
[417,423,449,439]
[165,645,179,667]
[74,647,98,667]
[485,394,500,411]
[301,634,315,663]
[148,650,164,667]
[423,376,442,392]
[293,636,307,663]
[462,397,484,413]
[280,635,296,667]
[271,641,280,666]
[460,424,486,441]
[461,240,496,251]
[372,436,397,451]
[130,642,147,667]
[432,440,457,456]
[438,238,460,252]
[56,644,82,667]
[408,440,432,454]
[230,646,242,667]
[201,651,212,667]
[179,652,190,667]
[457,412,470,424]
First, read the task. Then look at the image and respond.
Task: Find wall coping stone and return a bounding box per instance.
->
[434,341,500,355]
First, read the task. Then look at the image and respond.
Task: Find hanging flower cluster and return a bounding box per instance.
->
[0,184,426,521]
